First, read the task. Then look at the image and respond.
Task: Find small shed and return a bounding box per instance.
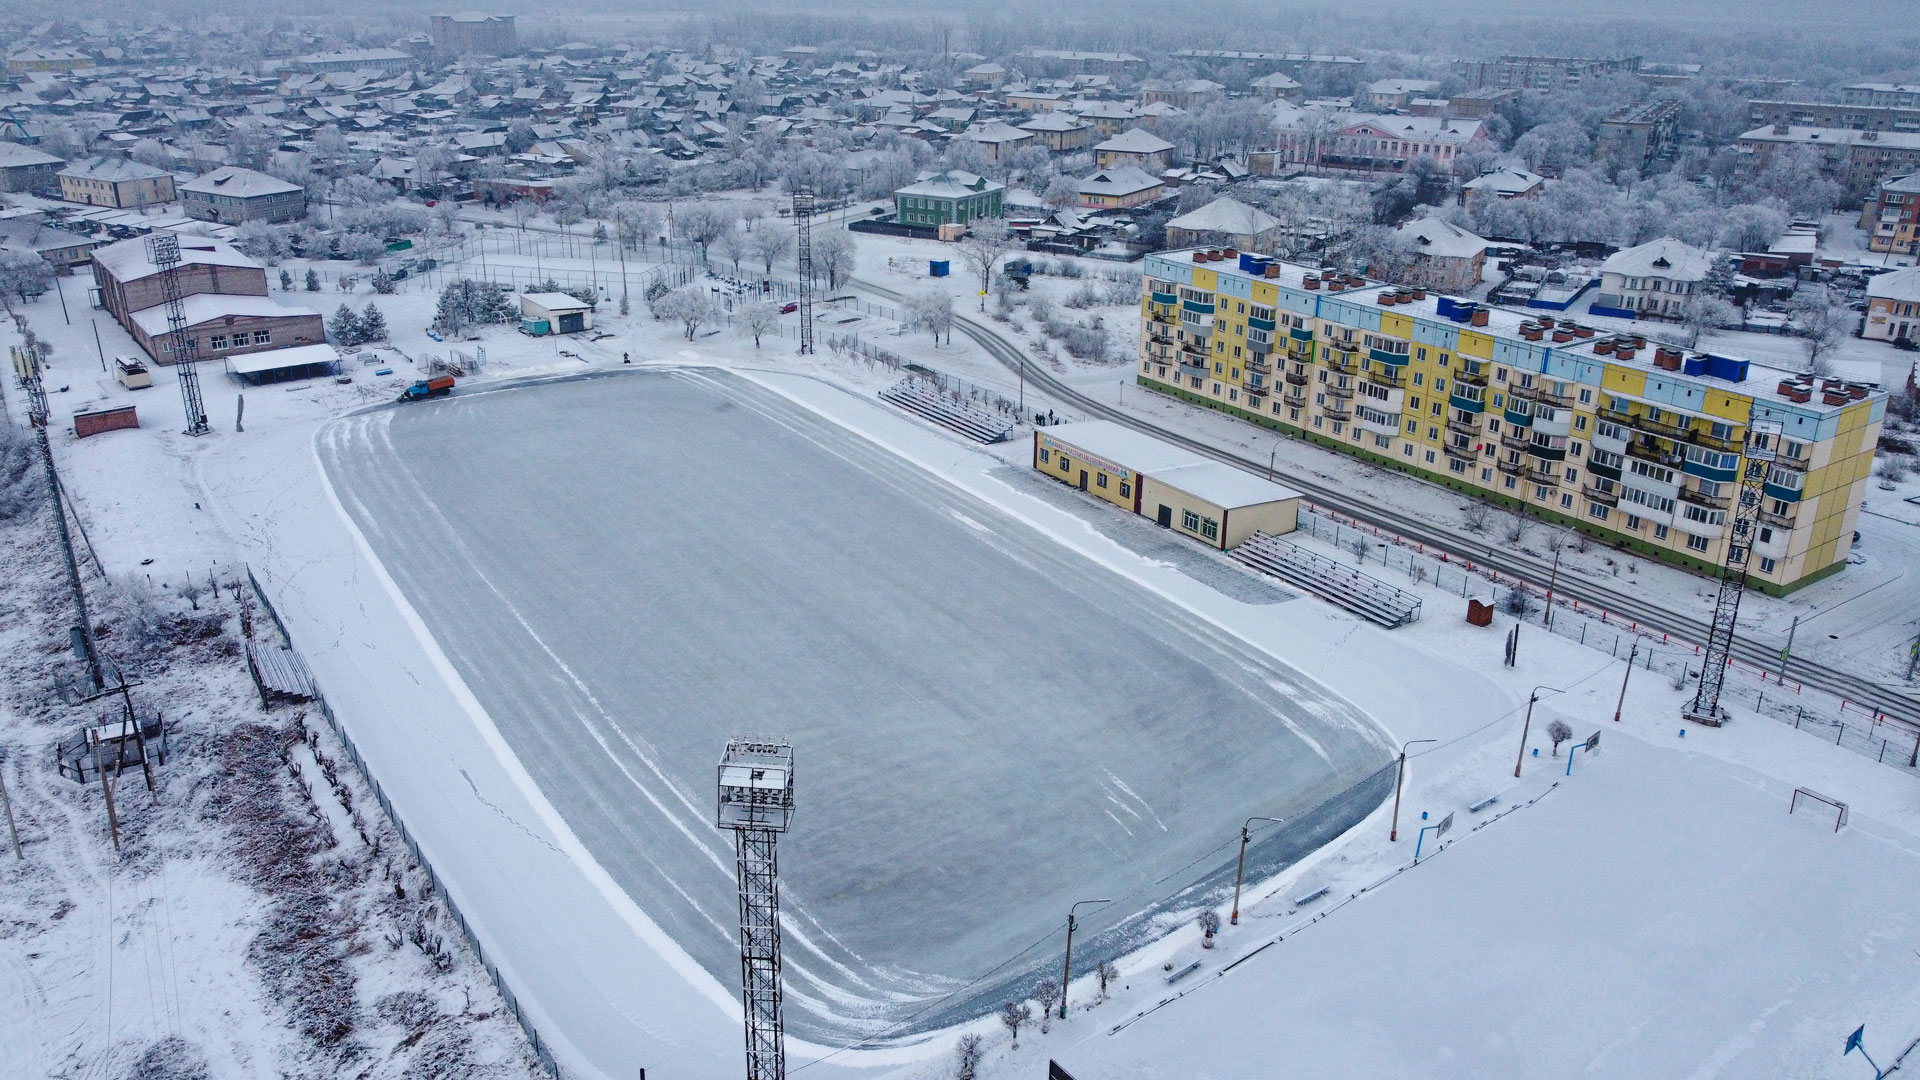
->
[520,292,593,335]
[73,404,138,438]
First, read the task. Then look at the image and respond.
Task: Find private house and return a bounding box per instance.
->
[1164,197,1282,252]
[1094,128,1176,173]
[1391,216,1488,293]
[1593,237,1717,320]
[1076,166,1165,210]
[0,142,64,193]
[1019,112,1094,152]
[894,171,1006,227]
[1460,168,1545,208]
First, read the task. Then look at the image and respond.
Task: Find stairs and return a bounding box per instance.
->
[1231,531,1423,628]
[878,378,1014,443]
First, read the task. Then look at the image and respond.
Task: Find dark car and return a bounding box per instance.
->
[780,302,798,314]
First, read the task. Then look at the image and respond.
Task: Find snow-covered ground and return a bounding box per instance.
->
[8,214,1920,1080]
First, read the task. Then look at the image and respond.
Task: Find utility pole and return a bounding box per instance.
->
[0,753,22,860]
[1060,899,1110,1020]
[1777,615,1799,682]
[1389,739,1436,840]
[1613,642,1638,723]
[1229,816,1284,924]
[13,344,102,688]
[1542,540,1563,630]
[1515,685,1563,778]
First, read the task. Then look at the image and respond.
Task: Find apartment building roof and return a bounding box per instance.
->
[1393,216,1487,260]
[58,155,171,182]
[1739,124,1920,150]
[128,294,317,337]
[1867,267,1920,303]
[92,235,259,282]
[0,142,63,168]
[1095,127,1174,154]
[1601,237,1716,281]
[180,166,302,198]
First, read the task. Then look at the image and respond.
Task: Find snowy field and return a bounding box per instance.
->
[315,368,1393,1040]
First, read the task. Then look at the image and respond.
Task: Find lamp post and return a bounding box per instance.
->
[1613,642,1638,723]
[1514,685,1564,778]
[1389,739,1437,841]
[1061,898,1110,1020]
[1543,538,1565,630]
[1229,816,1285,925]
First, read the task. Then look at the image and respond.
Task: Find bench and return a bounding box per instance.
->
[1468,796,1499,813]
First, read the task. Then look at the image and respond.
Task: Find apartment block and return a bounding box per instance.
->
[1452,54,1642,91]
[1861,173,1920,255]
[1135,249,1884,593]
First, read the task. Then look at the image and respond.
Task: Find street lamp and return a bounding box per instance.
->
[1229,816,1285,925]
[1061,898,1111,1020]
[1514,685,1564,778]
[1613,641,1638,723]
[1389,739,1437,841]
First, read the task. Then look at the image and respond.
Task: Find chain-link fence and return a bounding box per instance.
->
[1294,506,1920,776]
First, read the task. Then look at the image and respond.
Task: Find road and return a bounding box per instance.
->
[853,276,1920,728]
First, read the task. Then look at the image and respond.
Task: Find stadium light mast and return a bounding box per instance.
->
[717,737,796,1080]
[1686,412,1781,727]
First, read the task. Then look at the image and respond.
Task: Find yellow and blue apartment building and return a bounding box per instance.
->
[1136,249,1886,593]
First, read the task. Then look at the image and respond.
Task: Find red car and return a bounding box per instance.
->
[780,302,798,314]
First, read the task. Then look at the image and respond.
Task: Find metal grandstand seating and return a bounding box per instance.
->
[1230,531,1423,628]
[878,378,1014,443]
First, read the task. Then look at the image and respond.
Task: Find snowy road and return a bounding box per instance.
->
[317,369,1391,1039]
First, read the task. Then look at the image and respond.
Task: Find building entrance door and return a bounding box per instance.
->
[1157,505,1172,527]
[1078,470,1088,490]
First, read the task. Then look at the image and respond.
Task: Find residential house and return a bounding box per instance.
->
[1366,79,1441,111]
[894,170,1005,227]
[1250,72,1303,103]
[58,156,176,208]
[1164,197,1281,251]
[1094,128,1175,172]
[1460,168,1545,208]
[1139,79,1223,109]
[0,141,63,193]
[963,62,1007,89]
[1019,112,1094,152]
[430,13,517,56]
[1864,266,1920,343]
[1845,83,1920,109]
[1076,166,1164,210]
[0,218,99,271]
[1392,216,1487,293]
[1597,99,1682,172]
[1593,237,1717,319]
[180,166,306,224]
[963,121,1035,163]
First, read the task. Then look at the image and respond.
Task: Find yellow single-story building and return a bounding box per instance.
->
[1033,420,1300,549]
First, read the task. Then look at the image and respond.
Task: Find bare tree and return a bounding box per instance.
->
[1095,960,1119,1002]
[1677,292,1739,351]
[999,1001,1031,1048]
[957,221,1017,311]
[955,1033,984,1080]
[1035,977,1060,1033]
[736,300,780,348]
[1501,583,1538,618]
[676,203,736,265]
[1546,719,1573,757]
[1788,289,1852,374]
[1502,511,1532,545]
[1461,501,1492,534]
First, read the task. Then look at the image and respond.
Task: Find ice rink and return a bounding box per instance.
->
[318,369,1392,1038]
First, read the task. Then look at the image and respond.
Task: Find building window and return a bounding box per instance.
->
[1450,458,1467,474]
[1626,514,1642,530]
[253,330,271,344]
[1096,472,1108,488]
[1182,509,1201,531]
[1654,524,1670,540]
[1590,504,1609,521]
[1039,449,1051,464]
[209,334,228,350]
[1759,556,1777,574]
[1119,482,1131,497]
[1686,534,1710,552]
[1201,517,1220,540]
[1561,493,1574,509]
[1060,457,1071,472]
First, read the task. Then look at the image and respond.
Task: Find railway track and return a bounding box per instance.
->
[854,277,1920,728]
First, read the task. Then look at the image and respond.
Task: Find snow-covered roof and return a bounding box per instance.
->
[57,155,170,182]
[1095,127,1174,155]
[225,342,337,376]
[0,142,63,169]
[1867,266,1920,303]
[1166,197,1279,237]
[1462,168,1545,195]
[128,294,318,336]
[520,291,592,312]
[1601,237,1716,282]
[1044,420,1302,508]
[1019,113,1086,133]
[897,170,1004,199]
[1077,166,1162,197]
[91,236,260,283]
[1393,217,1487,260]
[180,166,302,198]
[964,121,1033,145]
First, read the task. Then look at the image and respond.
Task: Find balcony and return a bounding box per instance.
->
[1325,382,1355,399]
[1442,440,1478,460]
[1497,458,1526,476]
[1507,383,1540,403]
[1178,360,1209,380]
[1582,484,1619,506]
[1770,453,1809,474]
[1455,367,1489,388]
[1759,507,1798,530]
[1245,353,1271,371]
[1526,465,1560,486]
[1446,417,1480,437]
[1624,440,1683,469]
[1323,403,1354,422]
[1365,367,1405,388]
[1499,430,1532,451]
[1284,370,1309,386]
[1679,487,1730,510]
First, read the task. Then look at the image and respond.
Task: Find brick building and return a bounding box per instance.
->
[88,236,321,366]
[0,142,64,193]
[430,12,517,56]
[180,167,306,224]
[58,157,175,208]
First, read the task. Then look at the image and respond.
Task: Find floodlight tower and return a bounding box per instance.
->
[145,234,210,437]
[1685,412,1781,726]
[791,191,815,356]
[717,737,796,1080]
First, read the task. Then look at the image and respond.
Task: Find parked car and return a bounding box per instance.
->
[780,302,798,314]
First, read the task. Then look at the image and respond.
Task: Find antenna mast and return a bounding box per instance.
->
[145,234,210,437]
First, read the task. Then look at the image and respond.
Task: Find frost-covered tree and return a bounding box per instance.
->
[0,249,54,303]
[735,300,779,348]
[1197,909,1220,948]
[750,226,793,275]
[1096,960,1119,1002]
[652,284,723,340]
[954,1033,984,1080]
[675,203,736,265]
[1547,719,1573,757]
[358,302,388,342]
[1677,292,1739,350]
[999,1001,1031,1048]
[958,221,1016,311]
[305,268,321,292]
[1789,288,1853,374]
[906,288,954,345]
[328,304,364,346]
[434,278,516,335]
[1035,977,1060,1032]
[813,229,858,291]
[717,222,751,276]
[279,269,294,291]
